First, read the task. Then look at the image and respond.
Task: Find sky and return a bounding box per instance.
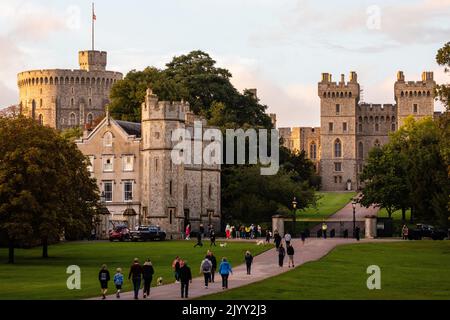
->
[0,0,449,127]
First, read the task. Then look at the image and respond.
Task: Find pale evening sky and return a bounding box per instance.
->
[0,0,449,127]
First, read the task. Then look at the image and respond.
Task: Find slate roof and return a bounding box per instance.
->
[115,120,141,138]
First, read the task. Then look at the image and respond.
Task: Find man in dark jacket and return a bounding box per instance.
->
[128,258,143,300]
[206,251,217,283]
[209,230,216,247]
[244,251,253,275]
[179,262,192,299]
[194,232,203,247]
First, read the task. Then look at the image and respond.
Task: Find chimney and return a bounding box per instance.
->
[340,74,345,84]
[349,71,357,83]
[248,88,258,99]
[397,71,405,82]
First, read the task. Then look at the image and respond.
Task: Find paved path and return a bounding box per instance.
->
[93,237,394,300]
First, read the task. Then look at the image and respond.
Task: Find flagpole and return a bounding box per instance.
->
[92,3,95,51]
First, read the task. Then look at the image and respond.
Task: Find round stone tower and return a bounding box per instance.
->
[17,50,122,130]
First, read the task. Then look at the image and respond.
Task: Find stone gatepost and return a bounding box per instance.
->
[272,215,285,237]
[365,215,377,239]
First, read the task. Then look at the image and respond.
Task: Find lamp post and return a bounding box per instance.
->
[352,200,357,238]
[292,197,298,237]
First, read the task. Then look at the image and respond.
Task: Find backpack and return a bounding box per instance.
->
[202,261,211,272]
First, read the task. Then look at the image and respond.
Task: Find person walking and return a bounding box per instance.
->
[278,244,286,267]
[200,257,213,288]
[265,229,271,244]
[274,231,282,250]
[142,259,154,298]
[210,229,217,247]
[98,264,110,300]
[179,261,192,299]
[322,223,328,239]
[225,224,231,239]
[402,224,409,240]
[194,231,203,247]
[200,223,205,239]
[287,244,295,268]
[284,232,292,247]
[172,256,181,283]
[206,250,217,283]
[300,231,306,245]
[113,268,124,299]
[128,258,143,300]
[185,223,191,240]
[219,258,233,289]
[244,251,253,275]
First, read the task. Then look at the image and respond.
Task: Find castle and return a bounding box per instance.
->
[279,71,437,191]
[75,89,221,239]
[17,50,122,130]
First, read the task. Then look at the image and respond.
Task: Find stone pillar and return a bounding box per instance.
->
[272,215,285,237]
[365,215,377,239]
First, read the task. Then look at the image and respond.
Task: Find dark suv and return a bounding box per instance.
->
[408,224,448,240]
[130,226,167,241]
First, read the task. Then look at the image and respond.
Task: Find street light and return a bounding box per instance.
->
[292,197,298,237]
[352,200,357,238]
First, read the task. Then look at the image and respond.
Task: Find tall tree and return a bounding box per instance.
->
[0,117,100,261]
[436,42,450,111]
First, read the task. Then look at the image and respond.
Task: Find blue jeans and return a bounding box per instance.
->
[132,278,141,299]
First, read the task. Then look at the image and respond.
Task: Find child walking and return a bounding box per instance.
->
[98,264,110,300]
[113,268,124,298]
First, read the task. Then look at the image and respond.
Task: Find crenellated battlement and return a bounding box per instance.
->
[142,88,191,122]
[318,72,360,99]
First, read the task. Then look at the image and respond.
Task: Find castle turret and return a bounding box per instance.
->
[79,50,107,71]
[394,71,435,128]
[318,72,360,191]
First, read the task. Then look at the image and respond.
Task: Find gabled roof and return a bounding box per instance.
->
[115,120,141,138]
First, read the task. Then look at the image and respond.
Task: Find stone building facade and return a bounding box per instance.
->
[76,89,221,239]
[279,71,436,191]
[17,50,122,130]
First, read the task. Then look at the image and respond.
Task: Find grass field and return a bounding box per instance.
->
[201,241,450,300]
[378,208,412,221]
[0,240,271,300]
[298,192,357,220]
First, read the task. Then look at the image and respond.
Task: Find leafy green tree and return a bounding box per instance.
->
[436,42,450,110]
[0,117,100,262]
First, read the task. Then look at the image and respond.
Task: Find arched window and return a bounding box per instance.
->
[69,113,76,126]
[375,123,379,132]
[38,114,44,125]
[310,142,317,160]
[103,131,113,147]
[87,113,93,126]
[209,184,213,200]
[184,184,188,200]
[358,141,364,159]
[31,100,36,120]
[358,123,363,133]
[334,139,342,158]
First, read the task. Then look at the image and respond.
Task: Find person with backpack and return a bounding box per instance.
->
[206,250,217,283]
[244,251,253,275]
[179,261,192,299]
[98,264,110,300]
[200,258,213,288]
[113,268,124,299]
[142,259,154,298]
[128,258,143,300]
[219,257,233,289]
[278,244,286,267]
[284,232,292,246]
[287,244,295,268]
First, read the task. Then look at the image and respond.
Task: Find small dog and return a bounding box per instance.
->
[219,243,227,248]
[157,277,163,286]
[256,240,264,246]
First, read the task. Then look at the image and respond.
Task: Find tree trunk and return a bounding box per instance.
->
[42,237,48,259]
[402,208,406,223]
[8,238,15,264]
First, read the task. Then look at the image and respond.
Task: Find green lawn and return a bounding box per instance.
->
[201,241,450,300]
[0,240,271,300]
[378,208,412,221]
[298,192,357,220]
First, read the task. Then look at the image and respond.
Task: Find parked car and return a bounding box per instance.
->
[408,224,447,240]
[130,226,167,241]
[109,226,130,242]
